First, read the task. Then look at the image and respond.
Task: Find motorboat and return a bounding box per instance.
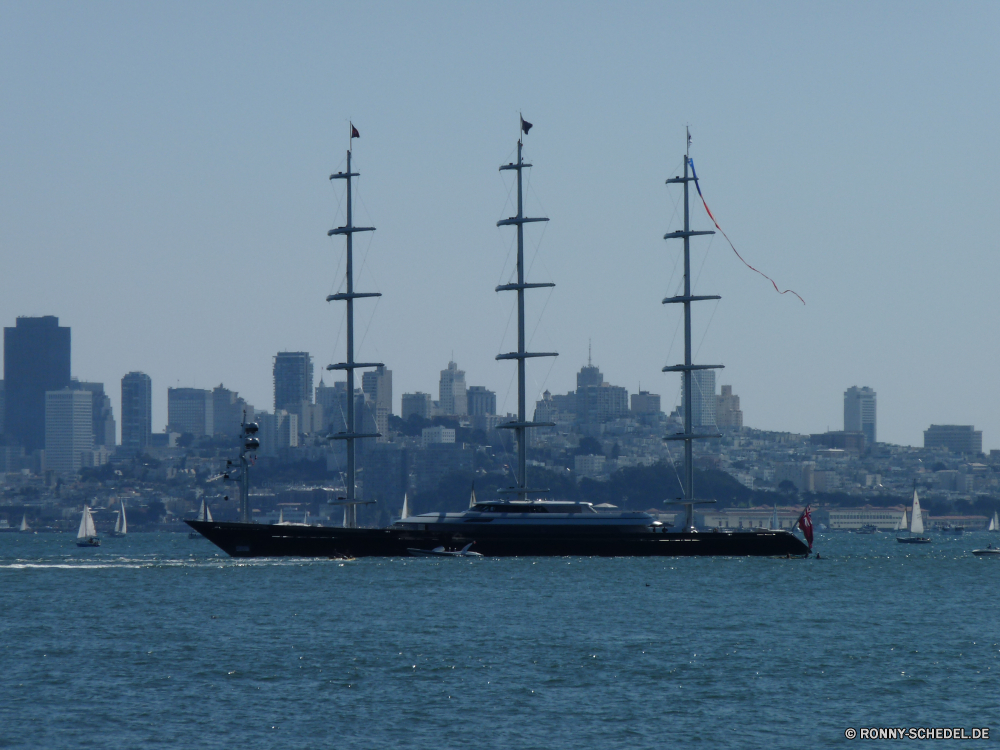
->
[408,542,484,558]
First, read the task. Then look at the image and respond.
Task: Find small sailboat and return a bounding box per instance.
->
[401,493,410,520]
[109,500,127,537]
[897,489,931,544]
[19,514,30,533]
[469,484,477,509]
[895,508,907,532]
[76,506,100,547]
[988,511,998,533]
[189,499,213,538]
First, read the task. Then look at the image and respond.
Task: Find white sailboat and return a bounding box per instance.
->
[110,500,127,537]
[401,493,410,520]
[988,511,998,533]
[189,499,213,538]
[19,514,30,533]
[897,489,931,544]
[469,485,477,509]
[895,508,907,532]
[76,506,100,547]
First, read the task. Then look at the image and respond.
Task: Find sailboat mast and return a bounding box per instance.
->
[496,130,556,501]
[328,144,382,527]
[663,131,722,529]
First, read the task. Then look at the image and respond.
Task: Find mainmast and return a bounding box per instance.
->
[663,130,722,530]
[328,137,382,528]
[496,122,557,502]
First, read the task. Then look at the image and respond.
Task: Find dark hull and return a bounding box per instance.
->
[185,520,810,558]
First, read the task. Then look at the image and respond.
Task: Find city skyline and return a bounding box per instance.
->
[2,3,999,449]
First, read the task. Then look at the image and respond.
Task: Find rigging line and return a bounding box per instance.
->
[661,441,686,500]
[693,299,721,362]
[356,296,381,356]
[524,220,550,282]
[688,157,805,305]
[496,296,517,358]
[526,285,556,351]
[496,227,518,287]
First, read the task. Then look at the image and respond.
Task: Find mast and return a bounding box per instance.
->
[496,125,557,502]
[328,140,382,527]
[663,130,723,530]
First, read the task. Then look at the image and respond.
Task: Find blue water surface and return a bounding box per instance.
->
[0,531,998,749]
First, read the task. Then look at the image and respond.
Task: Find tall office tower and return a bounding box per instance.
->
[121,372,152,453]
[71,381,116,446]
[362,365,392,441]
[844,386,876,447]
[3,316,71,451]
[467,385,497,416]
[439,361,467,416]
[401,392,433,421]
[167,388,214,437]
[682,369,717,428]
[716,385,744,430]
[273,352,313,413]
[44,389,93,474]
[212,385,254,438]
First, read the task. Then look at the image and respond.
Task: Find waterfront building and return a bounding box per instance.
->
[844,386,876,447]
[410,443,473,493]
[824,506,909,531]
[574,453,606,478]
[44,388,93,475]
[401,392,433,421]
[630,391,661,416]
[256,410,299,456]
[439,361,467,416]
[467,385,496,416]
[121,372,152,453]
[167,388,214,437]
[273,352,314,414]
[923,424,982,455]
[715,385,743,430]
[3,316,71,451]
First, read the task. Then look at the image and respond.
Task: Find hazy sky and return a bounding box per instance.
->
[2,1,998,449]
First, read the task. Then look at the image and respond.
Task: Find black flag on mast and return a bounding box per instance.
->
[351,123,360,139]
[520,115,532,134]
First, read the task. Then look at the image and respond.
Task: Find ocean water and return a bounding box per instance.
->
[1,531,998,749]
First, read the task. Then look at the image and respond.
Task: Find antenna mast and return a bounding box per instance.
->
[663,131,723,530]
[496,131,557,501]
[328,146,382,528]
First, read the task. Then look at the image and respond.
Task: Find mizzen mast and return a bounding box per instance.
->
[496,117,557,502]
[663,129,723,530]
[327,126,382,528]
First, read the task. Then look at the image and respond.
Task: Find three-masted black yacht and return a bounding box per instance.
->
[188,124,808,558]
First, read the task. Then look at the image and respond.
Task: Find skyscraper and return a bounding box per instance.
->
[439,361,467,416]
[274,352,313,413]
[467,385,496,416]
[683,370,717,429]
[4,316,71,451]
[362,365,392,440]
[44,389,93,474]
[844,386,876,447]
[71,381,116,446]
[121,372,152,453]
[716,385,743,430]
[167,388,214,437]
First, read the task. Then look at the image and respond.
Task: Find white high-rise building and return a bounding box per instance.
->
[683,370,717,428]
[44,389,94,474]
[439,361,467,416]
[844,386,876,447]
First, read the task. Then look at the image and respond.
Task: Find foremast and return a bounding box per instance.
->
[496,126,557,502]
[663,131,723,530]
[328,142,382,528]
